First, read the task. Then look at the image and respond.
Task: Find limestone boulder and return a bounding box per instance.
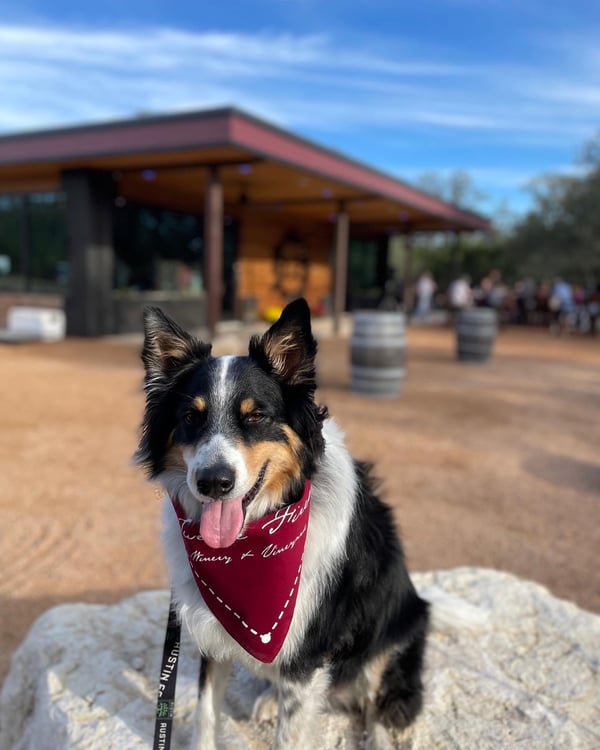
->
[1,568,599,749]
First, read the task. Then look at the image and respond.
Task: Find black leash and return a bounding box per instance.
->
[153,592,181,750]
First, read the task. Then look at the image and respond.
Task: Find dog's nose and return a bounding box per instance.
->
[196,464,236,498]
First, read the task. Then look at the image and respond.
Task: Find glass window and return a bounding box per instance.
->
[0,195,25,291]
[347,238,381,308]
[0,192,68,293]
[29,193,69,293]
[113,202,204,294]
[113,200,238,313]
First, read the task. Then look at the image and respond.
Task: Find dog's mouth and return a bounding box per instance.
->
[200,462,268,550]
[242,461,269,510]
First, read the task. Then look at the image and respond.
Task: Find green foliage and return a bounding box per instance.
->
[412,232,515,291]
[412,144,600,289]
[409,170,515,289]
[506,164,600,286]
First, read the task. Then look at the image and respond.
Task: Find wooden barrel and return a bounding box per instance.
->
[456,308,498,362]
[350,311,406,396]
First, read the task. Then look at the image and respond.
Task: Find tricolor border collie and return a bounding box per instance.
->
[136,299,429,750]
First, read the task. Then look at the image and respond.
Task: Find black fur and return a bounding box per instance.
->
[281,460,428,725]
[137,299,429,747]
[248,298,328,460]
[136,299,327,499]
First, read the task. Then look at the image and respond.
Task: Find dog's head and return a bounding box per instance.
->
[135,298,327,548]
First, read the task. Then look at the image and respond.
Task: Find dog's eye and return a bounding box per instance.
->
[245,411,265,424]
[183,410,204,426]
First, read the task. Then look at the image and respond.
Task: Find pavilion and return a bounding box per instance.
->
[0,107,489,336]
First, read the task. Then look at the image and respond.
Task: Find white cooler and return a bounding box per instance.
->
[7,306,66,341]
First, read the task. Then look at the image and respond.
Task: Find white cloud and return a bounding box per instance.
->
[1,20,596,140]
[0,25,563,131]
[1,18,600,217]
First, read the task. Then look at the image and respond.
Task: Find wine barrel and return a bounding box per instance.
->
[350,311,406,396]
[456,308,498,362]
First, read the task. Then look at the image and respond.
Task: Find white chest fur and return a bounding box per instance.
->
[160,418,357,676]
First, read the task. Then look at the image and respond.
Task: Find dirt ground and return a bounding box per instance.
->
[1,323,599,685]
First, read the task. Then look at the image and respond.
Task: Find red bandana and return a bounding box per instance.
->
[172,482,311,663]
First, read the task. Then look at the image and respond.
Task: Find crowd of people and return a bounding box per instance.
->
[412,269,600,334]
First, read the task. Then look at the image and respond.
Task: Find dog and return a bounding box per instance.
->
[136,298,429,750]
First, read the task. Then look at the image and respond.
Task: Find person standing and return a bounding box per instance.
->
[415,271,437,317]
[448,274,473,312]
[549,277,574,334]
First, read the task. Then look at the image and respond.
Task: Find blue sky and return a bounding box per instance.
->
[1,0,600,218]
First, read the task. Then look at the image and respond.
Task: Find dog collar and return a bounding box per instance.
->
[172,481,311,663]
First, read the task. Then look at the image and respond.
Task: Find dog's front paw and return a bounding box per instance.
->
[251,685,279,723]
[364,724,396,750]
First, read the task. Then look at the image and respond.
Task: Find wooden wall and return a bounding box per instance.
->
[236,208,333,319]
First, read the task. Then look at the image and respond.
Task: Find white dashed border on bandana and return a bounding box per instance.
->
[194,561,303,645]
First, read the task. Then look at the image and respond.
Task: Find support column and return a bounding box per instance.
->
[333,204,349,336]
[204,166,224,339]
[61,170,115,336]
[403,229,415,318]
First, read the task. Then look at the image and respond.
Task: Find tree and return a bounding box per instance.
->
[414,170,486,210]
[410,135,600,289]
[407,171,511,290]
[506,159,600,286]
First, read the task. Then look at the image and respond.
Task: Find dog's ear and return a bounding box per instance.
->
[141,307,211,381]
[249,298,317,386]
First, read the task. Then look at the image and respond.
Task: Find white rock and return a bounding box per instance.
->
[1,569,599,750]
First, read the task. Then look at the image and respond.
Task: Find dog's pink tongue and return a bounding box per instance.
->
[200,497,244,549]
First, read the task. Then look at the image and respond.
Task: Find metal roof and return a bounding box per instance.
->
[0,106,490,232]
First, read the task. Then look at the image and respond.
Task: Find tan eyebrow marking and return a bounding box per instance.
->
[240,398,257,416]
[193,396,207,411]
